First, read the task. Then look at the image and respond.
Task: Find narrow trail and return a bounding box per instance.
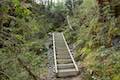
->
[53,32,79,77]
[46,32,83,80]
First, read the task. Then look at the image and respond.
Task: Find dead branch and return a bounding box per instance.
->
[17,58,39,80]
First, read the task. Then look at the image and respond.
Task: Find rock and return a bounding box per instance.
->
[112,36,120,47]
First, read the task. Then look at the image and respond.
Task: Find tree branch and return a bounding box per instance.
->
[17,58,39,80]
[0,71,11,79]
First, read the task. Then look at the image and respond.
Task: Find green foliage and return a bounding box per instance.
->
[12,0,20,6]
[0,0,51,79]
[0,0,120,79]
[64,0,120,80]
[15,7,31,17]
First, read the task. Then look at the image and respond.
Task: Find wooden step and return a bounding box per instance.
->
[55,38,63,40]
[56,43,66,46]
[56,47,67,50]
[53,33,79,78]
[56,54,71,59]
[57,59,72,64]
[57,63,75,69]
[57,69,78,77]
[56,51,69,55]
[56,50,68,54]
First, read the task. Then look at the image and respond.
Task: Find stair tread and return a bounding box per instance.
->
[56,52,69,54]
[56,55,71,59]
[57,59,72,61]
[57,63,75,69]
[58,69,76,72]
[57,63,74,66]
[57,59,72,64]
[56,49,68,51]
[53,33,79,77]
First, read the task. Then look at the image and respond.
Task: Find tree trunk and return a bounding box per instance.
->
[71,0,74,14]
[97,0,112,22]
[51,0,53,6]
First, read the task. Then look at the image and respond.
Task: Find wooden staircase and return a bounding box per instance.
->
[52,32,79,77]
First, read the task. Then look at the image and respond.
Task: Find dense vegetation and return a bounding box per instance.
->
[65,0,120,80]
[0,0,51,80]
[0,0,120,80]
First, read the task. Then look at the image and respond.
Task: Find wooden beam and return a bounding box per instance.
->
[53,33,58,74]
[67,15,73,30]
[62,33,79,72]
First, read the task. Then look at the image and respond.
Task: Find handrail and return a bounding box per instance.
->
[62,33,79,71]
[52,33,58,73]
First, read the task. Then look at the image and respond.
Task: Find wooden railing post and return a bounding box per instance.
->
[62,33,79,72]
[52,33,58,73]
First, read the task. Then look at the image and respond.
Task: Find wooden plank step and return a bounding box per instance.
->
[56,45,66,47]
[56,51,69,55]
[56,48,68,50]
[57,69,78,77]
[55,37,63,40]
[56,50,68,54]
[57,59,72,64]
[53,32,79,78]
[55,43,66,46]
[56,50,68,53]
[57,63,75,69]
[56,54,71,59]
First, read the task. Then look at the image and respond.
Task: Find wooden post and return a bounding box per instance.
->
[62,33,79,72]
[67,15,73,30]
[53,33,58,74]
